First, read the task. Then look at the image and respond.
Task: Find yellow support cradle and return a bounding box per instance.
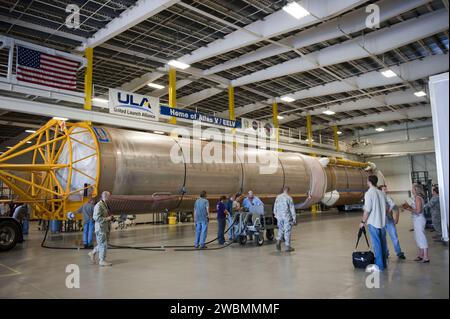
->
[0,120,101,220]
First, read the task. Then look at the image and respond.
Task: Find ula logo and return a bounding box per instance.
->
[118,92,151,109]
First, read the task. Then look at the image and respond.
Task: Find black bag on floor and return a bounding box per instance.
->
[352,226,375,269]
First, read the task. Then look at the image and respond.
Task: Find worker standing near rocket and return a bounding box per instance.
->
[89,191,114,266]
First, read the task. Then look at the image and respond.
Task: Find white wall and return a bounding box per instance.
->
[369,153,438,204]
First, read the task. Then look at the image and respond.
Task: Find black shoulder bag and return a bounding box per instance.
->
[352,226,375,269]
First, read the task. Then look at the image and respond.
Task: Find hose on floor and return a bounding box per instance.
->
[109,214,239,251]
[41,215,240,252]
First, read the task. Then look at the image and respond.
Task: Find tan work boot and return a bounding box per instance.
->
[88,251,96,263]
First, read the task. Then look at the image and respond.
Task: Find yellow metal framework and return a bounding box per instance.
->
[168,66,177,125]
[327,157,368,169]
[84,47,94,111]
[0,120,100,220]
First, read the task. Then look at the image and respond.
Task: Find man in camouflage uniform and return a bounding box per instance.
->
[88,191,114,266]
[274,186,297,252]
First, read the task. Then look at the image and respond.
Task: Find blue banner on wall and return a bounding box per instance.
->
[160,105,241,129]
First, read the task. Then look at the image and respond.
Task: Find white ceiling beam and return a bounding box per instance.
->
[312,105,431,130]
[232,54,449,119]
[352,119,433,137]
[302,89,428,116]
[0,14,86,43]
[76,0,180,50]
[217,102,266,118]
[231,9,448,87]
[178,0,366,65]
[287,53,449,102]
[120,72,164,92]
[205,0,430,75]
[151,79,192,98]
[177,87,223,108]
[351,138,435,155]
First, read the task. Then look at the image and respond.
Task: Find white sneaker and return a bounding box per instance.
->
[99,260,112,267]
[88,251,96,263]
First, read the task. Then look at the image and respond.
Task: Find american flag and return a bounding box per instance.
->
[16,46,79,91]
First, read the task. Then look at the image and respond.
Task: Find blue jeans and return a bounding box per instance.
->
[368,224,387,271]
[195,221,208,248]
[227,215,234,241]
[83,219,94,246]
[385,219,403,257]
[217,218,226,245]
[22,218,29,235]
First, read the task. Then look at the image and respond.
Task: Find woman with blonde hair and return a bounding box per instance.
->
[402,184,430,263]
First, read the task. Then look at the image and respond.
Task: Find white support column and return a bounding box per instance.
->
[429,72,449,242]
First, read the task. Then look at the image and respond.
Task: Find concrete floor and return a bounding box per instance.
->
[0,212,448,299]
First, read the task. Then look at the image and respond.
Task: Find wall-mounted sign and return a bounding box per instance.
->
[109,89,159,121]
[160,105,241,129]
[241,118,276,138]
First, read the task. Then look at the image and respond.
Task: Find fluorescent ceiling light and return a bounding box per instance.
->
[168,60,190,70]
[280,96,295,103]
[53,117,68,121]
[153,131,165,135]
[380,69,397,78]
[282,2,310,19]
[6,146,12,149]
[92,97,109,103]
[26,141,32,144]
[414,91,427,97]
[147,83,165,90]
[375,127,385,132]
[322,110,336,115]
[337,131,343,135]
[277,115,284,120]
[25,129,36,133]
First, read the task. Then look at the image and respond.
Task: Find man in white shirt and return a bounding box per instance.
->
[359,175,388,271]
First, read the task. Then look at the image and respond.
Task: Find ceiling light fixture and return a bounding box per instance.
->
[380,69,397,78]
[322,110,336,115]
[25,129,36,133]
[168,60,191,70]
[147,83,165,90]
[375,127,385,132]
[153,131,165,135]
[280,96,295,103]
[282,1,310,19]
[414,91,427,97]
[277,115,284,120]
[337,131,343,135]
